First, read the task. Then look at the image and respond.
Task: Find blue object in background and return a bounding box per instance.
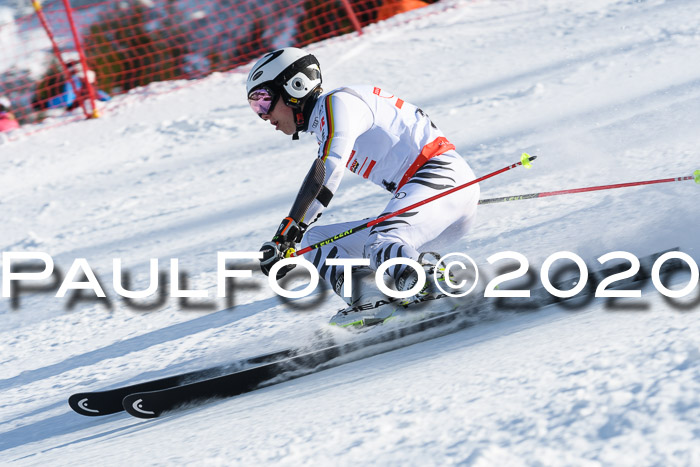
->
[46,75,111,110]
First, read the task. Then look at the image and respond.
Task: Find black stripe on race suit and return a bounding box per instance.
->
[374,248,383,270]
[369,211,418,235]
[410,172,456,184]
[383,245,394,263]
[369,227,399,237]
[394,245,408,279]
[371,219,411,229]
[381,243,409,279]
[311,247,324,268]
[319,246,339,281]
[416,163,455,177]
[403,179,455,191]
[419,159,454,170]
[370,243,410,280]
[376,211,419,218]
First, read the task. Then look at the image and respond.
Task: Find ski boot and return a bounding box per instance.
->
[328,266,400,328]
[395,251,453,307]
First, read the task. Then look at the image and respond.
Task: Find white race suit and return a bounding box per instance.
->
[297,85,480,295]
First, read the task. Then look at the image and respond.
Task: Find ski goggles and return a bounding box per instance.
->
[247,87,278,118]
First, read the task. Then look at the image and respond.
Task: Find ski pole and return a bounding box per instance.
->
[290,153,536,257]
[478,169,700,205]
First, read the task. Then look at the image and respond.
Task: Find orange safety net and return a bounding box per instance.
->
[0,0,436,129]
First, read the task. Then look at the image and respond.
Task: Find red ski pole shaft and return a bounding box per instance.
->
[291,154,537,257]
[478,171,700,205]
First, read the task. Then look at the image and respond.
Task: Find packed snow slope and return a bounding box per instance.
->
[1,0,699,464]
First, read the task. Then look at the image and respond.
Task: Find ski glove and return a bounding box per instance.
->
[259,217,306,279]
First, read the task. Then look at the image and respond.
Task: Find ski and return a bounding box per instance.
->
[120,249,682,419]
[122,305,482,418]
[68,347,295,416]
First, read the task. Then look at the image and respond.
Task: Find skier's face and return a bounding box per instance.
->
[261,101,296,136]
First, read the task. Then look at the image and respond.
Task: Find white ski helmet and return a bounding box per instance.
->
[246,47,322,109]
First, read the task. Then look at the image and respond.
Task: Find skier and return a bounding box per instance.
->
[248,47,480,326]
[32,59,111,113]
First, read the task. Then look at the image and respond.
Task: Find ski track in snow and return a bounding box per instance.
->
[1,0,699,464]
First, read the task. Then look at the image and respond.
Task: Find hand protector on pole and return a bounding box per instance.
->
[259,217,305,279]
[259,241,296,279]
[271,216,305,245]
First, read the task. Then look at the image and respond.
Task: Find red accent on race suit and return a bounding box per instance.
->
[395,136,456,192]
[363,160,377,179]
[346,150,356,167]
[372,87,394,99]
